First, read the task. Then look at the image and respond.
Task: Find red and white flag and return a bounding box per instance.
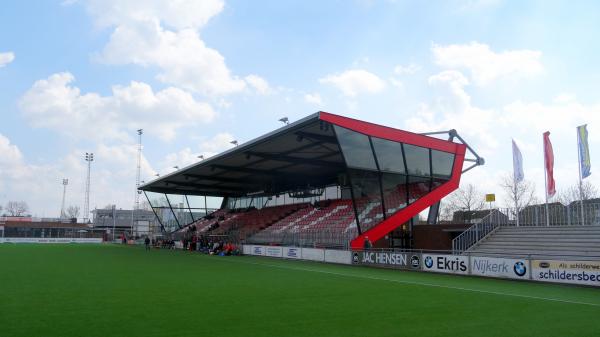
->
[543,131,556,197]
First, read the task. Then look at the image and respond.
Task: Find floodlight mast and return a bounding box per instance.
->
[133,129,143,236]
[83,153,94,223]
[60,179,68,219]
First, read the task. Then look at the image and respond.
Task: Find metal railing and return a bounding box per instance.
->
[452,202,600,254]
[246,228,358,249]
[452,209,504,254]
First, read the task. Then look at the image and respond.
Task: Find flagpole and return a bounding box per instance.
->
[577,127,585,225]
[544,134,550,227]
[515,180,520,227]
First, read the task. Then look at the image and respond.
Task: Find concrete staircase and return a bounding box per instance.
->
[468,226,600,259]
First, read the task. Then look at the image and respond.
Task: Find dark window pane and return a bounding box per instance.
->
[408,176,431,204]
[432,177,448,191]
[381,173,408,217]
[372,137,406,174]
[404,144,431,176]
[431,150,455,178]
[348,169,384,232]
[334,126,377,170]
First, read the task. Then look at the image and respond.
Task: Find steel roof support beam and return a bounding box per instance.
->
[244,151,345,169]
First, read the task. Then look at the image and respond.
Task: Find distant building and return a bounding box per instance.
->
[0,216,97,238]
[91,208,159,236]
[451,209,509,224]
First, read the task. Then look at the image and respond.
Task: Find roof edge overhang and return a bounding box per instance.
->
[319,112,460,153]
[139,112,321,192]
[140,111,466,196]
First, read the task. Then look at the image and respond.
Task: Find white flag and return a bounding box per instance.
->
[512,139,524,183]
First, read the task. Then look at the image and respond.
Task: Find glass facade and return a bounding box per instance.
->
[334,125,455,233]
[145,191,222,232]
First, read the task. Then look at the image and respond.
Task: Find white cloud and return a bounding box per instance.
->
[84,0,251,96]
[319,69,386,96]
[158,132,235,175]
[393,63,420,75]
[0,133,23,166]
[19,72,216,141]
[200,132,236,155]
[245,74,272,95]
[0,133,154,217]
[406,70,498,156]
[0,52,15,67]
[432,42,543,85]
[85,0,224,30]
[405,65,600,206]
[304,93,323,106]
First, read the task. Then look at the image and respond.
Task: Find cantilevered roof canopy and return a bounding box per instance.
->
[139,111,470,199]
[139,112,346,197]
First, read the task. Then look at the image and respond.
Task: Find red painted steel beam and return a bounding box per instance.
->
[317,111,467,250]
[350,146,465,249]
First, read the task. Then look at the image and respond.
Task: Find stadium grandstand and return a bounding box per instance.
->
[139,111,483,250]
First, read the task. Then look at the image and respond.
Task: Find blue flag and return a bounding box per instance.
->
[577,124,591,179]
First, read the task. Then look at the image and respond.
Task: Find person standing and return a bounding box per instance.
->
[363,236,372,251]
[144,236,150,250]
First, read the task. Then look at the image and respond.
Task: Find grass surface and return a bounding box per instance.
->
[1,244,599,337]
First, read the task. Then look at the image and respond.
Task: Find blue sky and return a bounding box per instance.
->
[1,0,600,217]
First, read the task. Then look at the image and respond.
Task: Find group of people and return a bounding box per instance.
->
[140,223,239,256]
[143,237,176,250]
[182,234,238,256]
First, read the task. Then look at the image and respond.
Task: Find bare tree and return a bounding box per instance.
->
[499,173,537,215]
[557,181,599,205]
[5,201,29,216]
[65,205,80,219]
[439,184,485,220]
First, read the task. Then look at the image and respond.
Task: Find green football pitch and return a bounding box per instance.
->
[1,245,599,337]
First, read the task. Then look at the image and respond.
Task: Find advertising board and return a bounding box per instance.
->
[301,248,325,262]
[283,247,301,259]
[265,246,283,258]
[422,254,469,274]
[532,260,600,286]
[352,251,421,270]
[324,249,352,265]
[251,245,266,256]
[0,237,102,244]
[470,256,529,280]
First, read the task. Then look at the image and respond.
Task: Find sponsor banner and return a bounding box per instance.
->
[265,246,283,258]
[470,256,529,280]
[0,237,102,244]
[251,245,266,256]
[352,251,421,270]
[324,249,352,265]
[242,245,252,255]
[301,248,325,262]
[283,247,301,259]
[532,260,600,286]
[422,254,469,274]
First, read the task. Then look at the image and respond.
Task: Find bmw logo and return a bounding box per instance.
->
[424,256,434,268]
[513,261,527,277]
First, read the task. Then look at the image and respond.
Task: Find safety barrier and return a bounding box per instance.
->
[0,237,103,244]
[243,244,352,264]
[242,245,600,287]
